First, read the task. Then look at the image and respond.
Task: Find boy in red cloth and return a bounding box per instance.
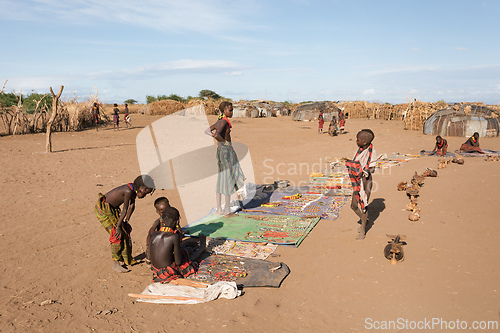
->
[94,175,155,272]
[149,207,206,283]
[346,129,376,240]
[318,111,324,134]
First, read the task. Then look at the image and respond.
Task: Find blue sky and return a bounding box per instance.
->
[1,0,499,104]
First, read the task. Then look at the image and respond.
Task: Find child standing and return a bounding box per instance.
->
[346,129,376,240]
[124,103,131,128]
[113,103,120,130]
[94,175,155,272]
[205,101,246,216]
[318,111,324,134]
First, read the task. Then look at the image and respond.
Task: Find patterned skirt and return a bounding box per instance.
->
[216,144,246,196]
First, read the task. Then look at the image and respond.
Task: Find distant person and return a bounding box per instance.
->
[124,103,131,128]
[346,129,376,240]
[149,206,206,283]
[205,101,246,216]
[428,136,448,156]
[94,175,155,272]
[113,104,120,130]
[92,102,100,130]
[318,111,324,134]
[328,118,338,136]
[338,109,345,134]
[460,132,483,153]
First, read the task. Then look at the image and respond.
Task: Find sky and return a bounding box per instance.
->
[1,0,499,105]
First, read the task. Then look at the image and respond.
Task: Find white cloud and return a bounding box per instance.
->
[0,0,255,35]
[411,47,420,51]
[455,47,468,51]
[362,89,375,95]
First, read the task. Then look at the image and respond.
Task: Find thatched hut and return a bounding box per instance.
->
[232,101,259,118]
[423,104,500,137]
[292,101,340,122]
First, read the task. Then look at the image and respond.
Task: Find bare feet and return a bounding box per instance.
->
[112,261,130,273]
[356,232,366,240]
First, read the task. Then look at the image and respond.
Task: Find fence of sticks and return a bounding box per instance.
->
[336,100,451,131]
[0,100,106,135]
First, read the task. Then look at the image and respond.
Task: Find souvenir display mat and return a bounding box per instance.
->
[207,238,278,260]
[309,172,352,196]
[454,149,500,157]
[184,213,321,246]
[187,254,290,288]
[419,150,456,158]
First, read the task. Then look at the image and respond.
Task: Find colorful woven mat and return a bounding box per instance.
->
[207,238,278,260]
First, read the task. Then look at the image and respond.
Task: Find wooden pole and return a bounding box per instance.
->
[128,294,205,301]
[46,85,64,153]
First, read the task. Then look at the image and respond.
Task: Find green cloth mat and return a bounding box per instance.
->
[184,213,320,247]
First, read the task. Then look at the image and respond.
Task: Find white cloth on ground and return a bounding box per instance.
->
[135,281,241,304]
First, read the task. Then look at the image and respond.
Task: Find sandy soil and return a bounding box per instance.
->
[1,115,499,332]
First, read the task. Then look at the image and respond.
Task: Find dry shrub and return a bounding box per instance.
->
[146,100,186,115]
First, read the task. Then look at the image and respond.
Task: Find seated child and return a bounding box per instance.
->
[328,119,338,136]
[145,197,171,266]
[429,136,448,156]
[149,207,206,283]
[460,132,483,153]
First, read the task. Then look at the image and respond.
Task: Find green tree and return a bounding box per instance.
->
[23,92,52,114]
[124,99,137,105]
[146,95,157,104]
[166,94,185,103]
[199,89,221,99]
[0,92,19,107]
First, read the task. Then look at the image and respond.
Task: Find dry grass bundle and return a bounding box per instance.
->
[186,98,224,115]
[146,100,186,115]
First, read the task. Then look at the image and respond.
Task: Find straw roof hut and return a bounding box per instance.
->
[292,101,341,122]
[423,104,500,137]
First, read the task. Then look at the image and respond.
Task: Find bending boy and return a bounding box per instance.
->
[94,175,155,272]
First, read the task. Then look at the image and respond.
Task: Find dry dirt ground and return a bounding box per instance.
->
[1,115,499,332]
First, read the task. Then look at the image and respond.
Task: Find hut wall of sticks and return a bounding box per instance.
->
[423,104,500,137]
[0,99,99,135]
[292,101,341,122]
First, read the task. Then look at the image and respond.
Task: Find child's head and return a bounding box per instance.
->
[161,206,180,229]
[356,129,374,148]
[133,175,155,198]
[114,103,118,107]
[154,197,170,215]
[219,101,233,117]
[473,132,479,139]
[436,135,442,143]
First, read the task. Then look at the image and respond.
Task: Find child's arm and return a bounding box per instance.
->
[115,192,135,240]
[173,233,182,266]
[212,120,228,143]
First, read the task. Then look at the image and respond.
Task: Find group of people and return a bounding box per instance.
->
[91,102,132,131]
[425,132,484,156]
[94,101,246,283]
[94,175,206,281]
[318,110,345,136]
